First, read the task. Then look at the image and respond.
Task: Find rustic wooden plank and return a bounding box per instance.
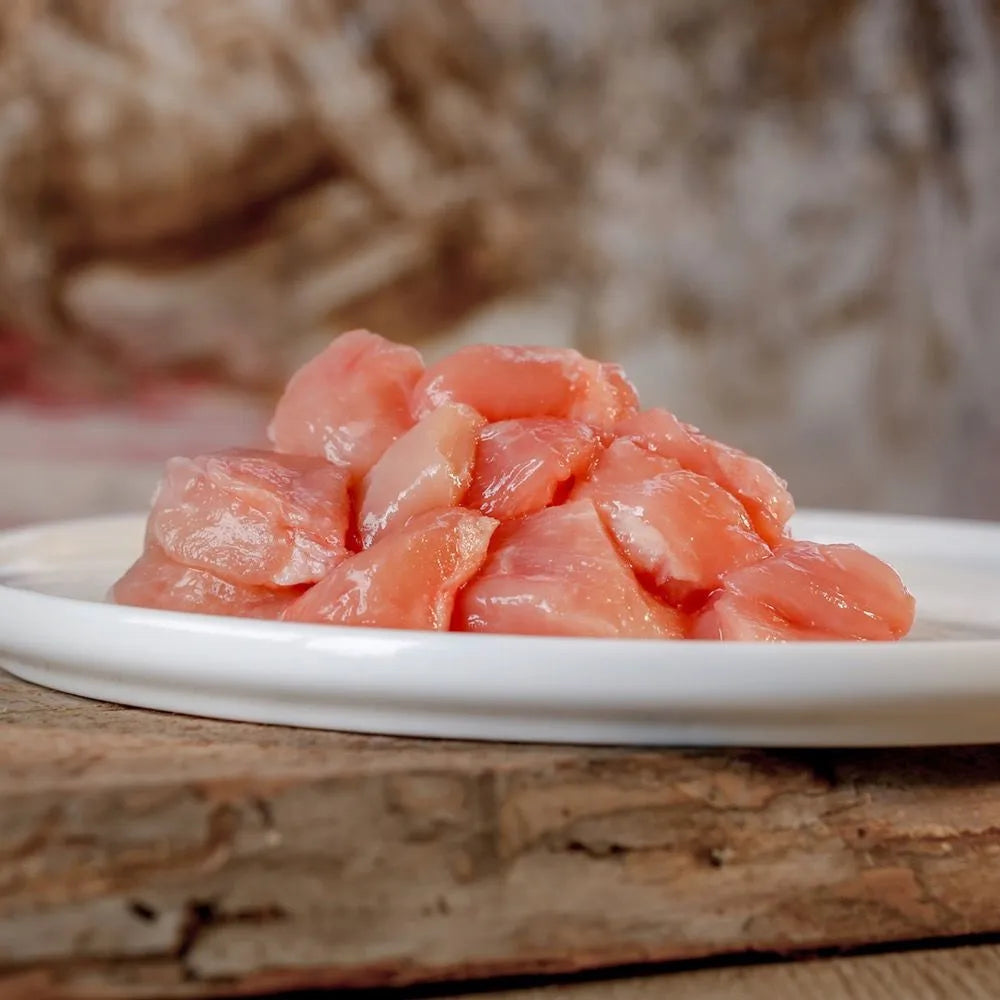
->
[3,669,1000,998]
[452,943,1000,999]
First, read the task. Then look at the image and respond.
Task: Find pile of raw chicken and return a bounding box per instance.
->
[112,331,915,640]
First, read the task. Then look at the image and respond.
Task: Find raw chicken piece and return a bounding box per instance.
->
[689,592,831,641]
[112,546,303,619]
[572,361,640,439]
[283,508,497,629]
[357,403,484,547]
[269,329,424,480]
[454,500,686,638]
[412,344,639,433]
[573,440,771,604]
[148,448,350,587]
[111,327,914,641]
[692,540,916,641]
[616,408,794,546]
[466,418,601,520]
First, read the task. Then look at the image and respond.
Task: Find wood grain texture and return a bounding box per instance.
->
[3,669,1000,998]
[455,944,1000,1000]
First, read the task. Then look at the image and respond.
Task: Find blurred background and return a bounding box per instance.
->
[1,0,996,528]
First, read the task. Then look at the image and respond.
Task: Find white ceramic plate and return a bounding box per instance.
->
[1,511,1000,747]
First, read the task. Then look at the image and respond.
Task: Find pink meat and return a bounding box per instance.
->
[283,507,497,630]
[411,344,639,433]
[689,591,829,641]
[573,439,771,604]
[453,500,686,638]
[466,418,601,520]
[616,408,794,546]
[269,329,424,480]
[572,361,640,440]
[108,327,915,642]
[148,448,350,587]
[692,540,916,641]
[111,546,303,619]
[357,403,484,547]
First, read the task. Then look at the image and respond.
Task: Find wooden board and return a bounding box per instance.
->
[454,943,1000,1000]
[3,669,1000,998]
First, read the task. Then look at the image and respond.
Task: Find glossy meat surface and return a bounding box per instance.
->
[112,546,303,619]
[357,403,484,547]
[148,448,350,587]
[269,329,424,481]
[454,500,686,638]
[412,344,639,433]
[112,329,913,641]
[616,408,794,546]
[692,541,916,641]
[466,418,601,520]
[574,439,771,603]
[284,507,497,629]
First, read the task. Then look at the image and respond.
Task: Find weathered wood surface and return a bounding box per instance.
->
[4,669,1000,999]
[455,943,1000,1000]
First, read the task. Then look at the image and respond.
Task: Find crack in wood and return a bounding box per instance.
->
[127,899,159,923]
[176,898,289,969]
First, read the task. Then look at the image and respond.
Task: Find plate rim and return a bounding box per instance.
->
[1,507,999,650]
[4,511,1000,745]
